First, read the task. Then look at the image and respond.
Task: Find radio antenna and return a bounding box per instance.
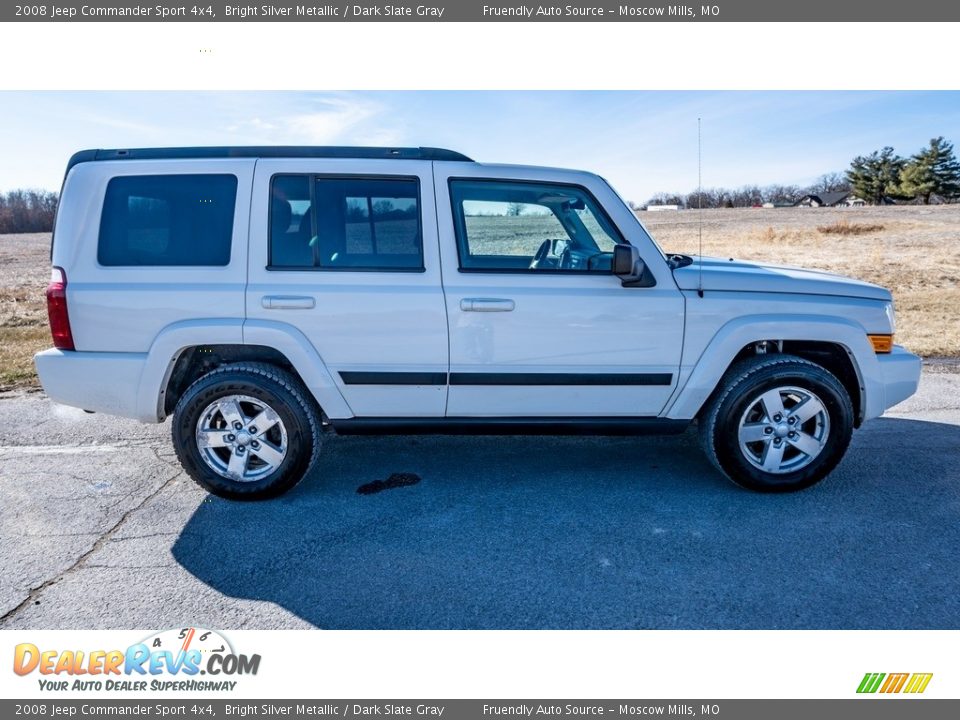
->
[697,117,704,298]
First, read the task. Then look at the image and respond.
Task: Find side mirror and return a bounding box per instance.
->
[613,243,647,286]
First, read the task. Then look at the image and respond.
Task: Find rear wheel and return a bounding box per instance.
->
[699,355,854,492]
[172,363,321,500]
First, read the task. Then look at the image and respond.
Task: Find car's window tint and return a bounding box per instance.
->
[98,174,237,266]
[270,175,423,271]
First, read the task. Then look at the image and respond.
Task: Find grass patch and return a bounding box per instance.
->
[0,284,48,389]
[0,325,49,390]
[816,219,886,235]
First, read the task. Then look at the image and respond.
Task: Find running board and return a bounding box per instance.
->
[330,417,690,436]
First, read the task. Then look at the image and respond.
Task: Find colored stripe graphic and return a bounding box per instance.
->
[903,673,933,694]
[880,673,909,693]
[857,672,932,694]
[857,673,885,693]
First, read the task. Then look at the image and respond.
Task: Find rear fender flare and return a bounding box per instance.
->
[136,318,352,422]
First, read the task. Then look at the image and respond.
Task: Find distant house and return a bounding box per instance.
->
[795,191,866,208]
[902,194,949,205]
[646,204,680,212]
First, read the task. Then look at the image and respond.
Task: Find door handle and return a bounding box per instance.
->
[261,295,316,310]
[460,298,515,312]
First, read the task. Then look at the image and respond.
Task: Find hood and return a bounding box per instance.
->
[672,256,892,301]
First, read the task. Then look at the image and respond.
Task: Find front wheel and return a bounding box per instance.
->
[699,355,854,492]
[172,363,321,500]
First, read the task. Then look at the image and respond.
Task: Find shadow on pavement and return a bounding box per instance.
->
[171,417,960,629]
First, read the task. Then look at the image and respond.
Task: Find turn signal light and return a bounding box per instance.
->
[868,334,893,353]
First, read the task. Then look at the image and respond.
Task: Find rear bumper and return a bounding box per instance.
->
[34,348,148,420]
[874,345,922,414]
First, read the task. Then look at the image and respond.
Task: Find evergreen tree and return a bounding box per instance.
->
[899,137,960,203]
[846,147,906,205]
[899,155,938,204]
[928,136,959,200]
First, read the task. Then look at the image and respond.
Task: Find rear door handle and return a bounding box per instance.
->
[261,295,315,310]
[460,298,515,312]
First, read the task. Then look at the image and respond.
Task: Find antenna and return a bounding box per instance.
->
[697,117,704,298]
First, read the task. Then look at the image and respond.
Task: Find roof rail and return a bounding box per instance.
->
[66,146,473,172]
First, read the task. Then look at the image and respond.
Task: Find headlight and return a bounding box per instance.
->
[884,301,896,334]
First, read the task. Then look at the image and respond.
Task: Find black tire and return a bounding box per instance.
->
[698,354,854,492]
[171,362,321,500]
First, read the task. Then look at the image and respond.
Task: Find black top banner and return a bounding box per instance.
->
[2,0,954,22]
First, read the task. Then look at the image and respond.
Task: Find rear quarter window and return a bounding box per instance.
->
[98,174,237,266]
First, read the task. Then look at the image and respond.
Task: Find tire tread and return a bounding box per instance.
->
[698,353,852,491]
[171,362,322,499]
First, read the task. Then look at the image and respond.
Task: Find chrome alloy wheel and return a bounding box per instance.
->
[195,394,288,482]
[737,385,830,474]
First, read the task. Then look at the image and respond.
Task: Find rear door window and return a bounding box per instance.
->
[98,174,237,266]
[269,175,423,271]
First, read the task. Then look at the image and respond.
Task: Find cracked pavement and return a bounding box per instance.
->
[0,367,958,629]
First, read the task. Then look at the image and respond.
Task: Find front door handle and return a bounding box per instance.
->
[262,295,316,309]
[460,298,515,312]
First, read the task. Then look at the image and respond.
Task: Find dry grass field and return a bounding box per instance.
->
[0,204,957,390]
[0,233,49,390]
[644,205,960,358]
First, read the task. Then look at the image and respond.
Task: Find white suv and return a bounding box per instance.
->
[35,146,921,499]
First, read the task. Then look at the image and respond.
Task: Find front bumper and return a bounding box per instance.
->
[876,345,922,413]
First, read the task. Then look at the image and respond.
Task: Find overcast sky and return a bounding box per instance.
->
[1,91,958,202]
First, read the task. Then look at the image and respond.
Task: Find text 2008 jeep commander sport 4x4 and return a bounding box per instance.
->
[35,146,921,499]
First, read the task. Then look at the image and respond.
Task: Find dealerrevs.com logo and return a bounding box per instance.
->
[13,627,260,692]
[857,673,933,694]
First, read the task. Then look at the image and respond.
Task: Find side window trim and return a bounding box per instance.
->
[267,173,426,273]
[447,177,626,275]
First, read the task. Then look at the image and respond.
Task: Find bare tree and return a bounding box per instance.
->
[645,192,686,208]
[809,172,850,195]
[0,189,59,234]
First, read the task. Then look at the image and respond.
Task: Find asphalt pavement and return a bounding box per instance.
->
[1,367,958,630]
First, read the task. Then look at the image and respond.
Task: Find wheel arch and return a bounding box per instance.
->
[664,314,875,425]
[134,319,353,422]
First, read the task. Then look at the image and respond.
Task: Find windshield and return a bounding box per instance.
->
[600,176,668,260]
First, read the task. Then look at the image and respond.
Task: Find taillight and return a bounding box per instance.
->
[46,266,75,351]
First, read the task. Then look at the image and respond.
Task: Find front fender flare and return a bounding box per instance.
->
[663,314,880,421]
